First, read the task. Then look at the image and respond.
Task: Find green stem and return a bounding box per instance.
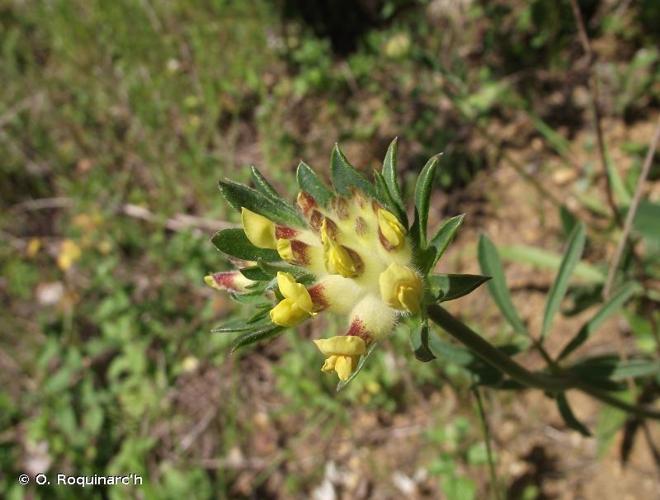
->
[472,385,502,500]
[427,304,660,420]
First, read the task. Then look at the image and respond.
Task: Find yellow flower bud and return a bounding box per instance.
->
[377,209,406,249]
[313,335,366,381]
[270,272,314,327]
[320,218,362,278]
[324,244,360,277]
[241,208,276,249]
[204,271,253,292]
[379,263,422,314]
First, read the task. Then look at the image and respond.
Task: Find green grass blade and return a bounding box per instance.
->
[498,245,604,283]
[541,223,586,340]
[477,235,528,335]
[558,282,639,361]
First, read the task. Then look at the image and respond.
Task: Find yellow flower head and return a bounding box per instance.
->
[379,263,423,314]
[242,207,276,249]
[270,272,314,327]
[210,145,463,384]
[313,335,366,381]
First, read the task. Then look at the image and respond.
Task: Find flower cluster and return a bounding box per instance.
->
[206,141,471,386]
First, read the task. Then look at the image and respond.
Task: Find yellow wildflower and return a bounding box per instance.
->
[313,336,366,381]
[379,263,423,314]
[270,272,314,327]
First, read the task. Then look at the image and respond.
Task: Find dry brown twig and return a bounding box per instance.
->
[603,118,660,298]
[569,0,623,227]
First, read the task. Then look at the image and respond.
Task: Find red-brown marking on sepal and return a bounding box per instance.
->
[307,284,329,312]
[371,199,382,214]
[346,319,372,343]
[275,226,298,239]
[353,190,368,209]
[209,272,241,291]
[331,197,349,220]
[290,240,311,265]
[321,217,339,241]
[343,246,365,275]
[309,210,324,232]
[378,228,396,251]
[297,191,317,216]
[354,216,368,236]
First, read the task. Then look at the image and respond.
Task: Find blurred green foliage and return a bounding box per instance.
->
[1,0,658,498]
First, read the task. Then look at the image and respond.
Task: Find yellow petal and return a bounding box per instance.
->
[276,239,294,261]
[313,335,366,356]
[334,355,356,381]
[321,355,338,372]
[377,209,406,249]
[269,298,310,327]
[379,263,422,314]
[324,244,359,277]
[276,272,313,313]
[241,208,276,249]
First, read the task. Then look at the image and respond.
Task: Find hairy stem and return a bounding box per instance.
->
[427,304,660,420]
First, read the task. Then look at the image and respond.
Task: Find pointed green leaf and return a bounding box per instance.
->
[211,229,280,262]
[218,179,304,226]
[411,154,440,247]
[250,166,281,202]
[428,273,491,302]
[422,214,465,272]
[556,393,592,437]
[212,317,270,333]
[336,342,378,391]
[568,355,659,383]
[330,144,375,197]
[478,235,528,335]
[231,325,284,352]
[374,171,407,224]
[296,161,334,206]
[381,137,407,224]
[411,321,435,362]
[239,266,273,281]
[541,223,586,339]
[558,282,639,361]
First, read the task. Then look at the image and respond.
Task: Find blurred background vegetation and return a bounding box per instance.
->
[1,0,659,498]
